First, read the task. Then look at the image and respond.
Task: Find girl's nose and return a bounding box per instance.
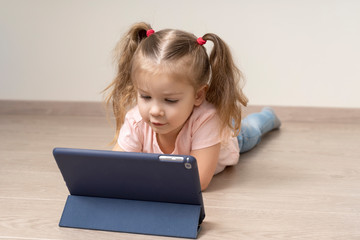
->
[150,104,164,116]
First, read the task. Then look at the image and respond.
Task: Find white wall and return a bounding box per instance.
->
[1,0,360,108]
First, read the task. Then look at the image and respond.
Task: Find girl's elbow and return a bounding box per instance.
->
[201,182,209,191]
[199,169,216,191]
[200,177,212,191]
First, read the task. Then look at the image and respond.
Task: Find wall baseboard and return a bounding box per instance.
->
[1,100,359,123]
[0,100,108,116]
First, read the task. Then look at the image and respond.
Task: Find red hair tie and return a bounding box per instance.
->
[197,37,206,45]
[146,29,155,37]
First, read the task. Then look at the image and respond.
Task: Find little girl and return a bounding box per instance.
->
[105,22,281,190]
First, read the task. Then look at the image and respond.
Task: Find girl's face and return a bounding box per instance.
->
[134,69,205,139]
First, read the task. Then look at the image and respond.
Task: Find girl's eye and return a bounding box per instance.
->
[140,95,151,100]
[165,99,178,103]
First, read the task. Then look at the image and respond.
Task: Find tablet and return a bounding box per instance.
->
[53,148,205,224]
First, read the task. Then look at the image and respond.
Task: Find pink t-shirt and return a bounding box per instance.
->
[118,101,240,174]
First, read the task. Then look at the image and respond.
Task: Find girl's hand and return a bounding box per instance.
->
[191,143,221,191]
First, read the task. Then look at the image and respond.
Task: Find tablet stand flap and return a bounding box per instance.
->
[59,195,202,239]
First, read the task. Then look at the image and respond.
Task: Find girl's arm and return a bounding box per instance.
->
[191,143,221,191]
[113,141,219,191]
[113,144,124,151]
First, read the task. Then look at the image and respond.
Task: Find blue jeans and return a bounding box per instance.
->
[237,108,280,153]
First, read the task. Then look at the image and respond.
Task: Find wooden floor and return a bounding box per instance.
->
[1,100,360,240]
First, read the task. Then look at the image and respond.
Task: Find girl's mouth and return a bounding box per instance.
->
[152,122,166,126]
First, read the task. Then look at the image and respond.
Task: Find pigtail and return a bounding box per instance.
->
[104,22,152,144]
[202,33,248,136]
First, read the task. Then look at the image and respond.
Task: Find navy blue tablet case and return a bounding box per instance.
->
[53,148,205,238]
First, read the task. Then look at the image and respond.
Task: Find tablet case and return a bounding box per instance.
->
[53,148,205,239]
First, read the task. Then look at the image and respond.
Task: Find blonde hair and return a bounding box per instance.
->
[104,22,248,143]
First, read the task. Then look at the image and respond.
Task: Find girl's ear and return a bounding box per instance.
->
[194,85,208,106]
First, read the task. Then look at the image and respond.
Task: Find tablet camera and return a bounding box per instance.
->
[184,162,192,169]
